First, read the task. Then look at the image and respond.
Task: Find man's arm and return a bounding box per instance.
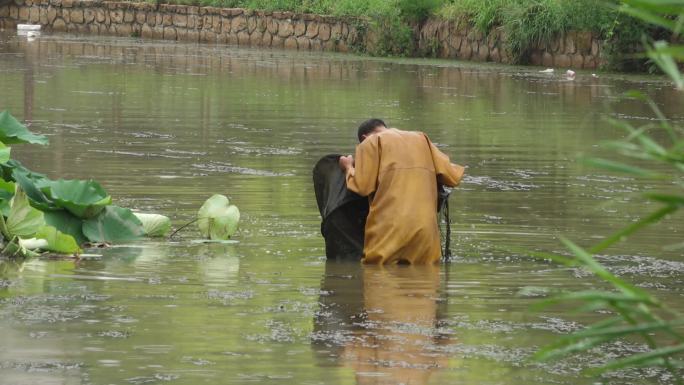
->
[424,134,465,187]
[342,135,380,196]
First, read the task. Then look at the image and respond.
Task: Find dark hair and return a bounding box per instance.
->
[357,119,386,142]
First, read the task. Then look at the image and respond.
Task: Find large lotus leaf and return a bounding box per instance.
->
[82,206,145,243]
[197,194,240,240]
[34,226,81,254]
[0,110,49,145]
[42,179,112,219]
[7,161,57,211]
[1,188,45,240]
[0,180,15,217]
[44,210,87,245]
[133,213,171,237]
[0,142,10,164]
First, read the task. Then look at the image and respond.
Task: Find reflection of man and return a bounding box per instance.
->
[339,119,465,264]
[312,262,449,385]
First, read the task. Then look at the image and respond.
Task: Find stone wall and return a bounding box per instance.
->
[0,0,604,68]
[0,0,359,52]
[418,20,604,69]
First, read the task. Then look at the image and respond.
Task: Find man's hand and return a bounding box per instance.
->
[339,155,354,173]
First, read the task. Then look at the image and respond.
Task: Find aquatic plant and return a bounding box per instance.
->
[530,0,684,380]
[0,110,171,258]
[197,194,240,241]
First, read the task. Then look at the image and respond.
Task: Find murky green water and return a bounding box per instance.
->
[0,33,683,385]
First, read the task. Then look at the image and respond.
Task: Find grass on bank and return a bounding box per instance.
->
[135,0,659,70]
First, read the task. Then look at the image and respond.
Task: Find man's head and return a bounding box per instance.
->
[357,119,387,142]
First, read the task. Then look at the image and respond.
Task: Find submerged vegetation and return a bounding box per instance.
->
[0,110,173,259]
[137,0,659,70]
[0,111,242,260]
[529,0,684,379]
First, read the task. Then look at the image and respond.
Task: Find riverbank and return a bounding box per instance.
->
[0,0,648,70]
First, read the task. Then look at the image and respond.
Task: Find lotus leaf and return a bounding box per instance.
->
[7,161,57,211]
[197,194,240,240]
[43,179,112,219]
[0,142,10,164]
[34,226,81,254]
[133,213,171,237]
[44,210,88,245]
[0,180,15,216]
[0,188,45,240]
[0,110,49,145]
[82,206,145,243]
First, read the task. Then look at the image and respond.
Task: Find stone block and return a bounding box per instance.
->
[211,15,221,32]
[123,9,134,23]
[18,6,28,21]
[249,30,263,45]
[237,31,249,45]
[576,31,592,55]
[221,17,231,33]
[84,8,95,23]
[296,36,310,50]
[338,40,349,53]
[571,53,584,68]
[542,52,554,67]
[176,28,187,41]
[87,23,99,34]
[141,23,153,38]
[29,6,39,22]
[186,29,199,42]
[318,22,330,41]
[153,26,164,39]
[232,15,246,31]
[284,36,298,49]
[187,14,199,29]
[155,13,162,26]
[271,35,284,48]
[61,0,72,7]
[331,22,342,41]
[95,8,104,23]
[267,17,278,34]
[322,39,335,51]
[162,13,172,26]
[70,8,83,23]
[135,10,145,24]
[226,33,237,45]
[490,46,501,62]
[591,39,600,56]
[529,50,542,66]
[173,13,187,27]
[277,20,293,37]
[564,32,576,54]
[294,19,306,36]
[555,53,571,68]
[116,23,132,36]
[305,21,318,38]
[9,5,17,19]
[163,26,176,40]
[0,6,8,17]
[110,9,123,24]
[53,17,65,31]
[230,8,243,16]
[449,34,462,51]
[459,42,472,59]
[247,16,257,33]
[261,31,272,46]
[187,6,198,15]
[39,7,47,24]
[256,17,266,32]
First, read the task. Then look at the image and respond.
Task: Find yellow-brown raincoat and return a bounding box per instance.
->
[346,129,465,264]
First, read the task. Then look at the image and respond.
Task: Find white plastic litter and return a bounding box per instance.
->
[17,24,41,31]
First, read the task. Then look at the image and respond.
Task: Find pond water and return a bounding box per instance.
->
[0,33,683,385]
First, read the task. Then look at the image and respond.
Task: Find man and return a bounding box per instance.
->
[339,119,465,264]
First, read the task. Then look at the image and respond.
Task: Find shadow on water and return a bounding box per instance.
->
[313,261,450,385]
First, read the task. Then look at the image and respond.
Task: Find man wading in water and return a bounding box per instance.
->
[339,119,465,264]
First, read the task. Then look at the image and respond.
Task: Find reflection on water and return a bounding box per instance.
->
[0,33,683,385]
[314,262,448,384]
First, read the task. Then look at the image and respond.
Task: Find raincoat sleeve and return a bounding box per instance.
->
[346,135,380,197]
[424,134,465,187]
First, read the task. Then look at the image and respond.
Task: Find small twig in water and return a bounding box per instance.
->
[169,218,199,239]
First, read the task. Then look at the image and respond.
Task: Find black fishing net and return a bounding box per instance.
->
[313,154,452,261]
